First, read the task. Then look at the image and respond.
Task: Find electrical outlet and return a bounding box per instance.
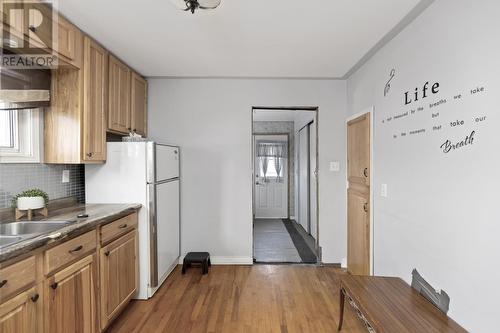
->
[329,161,340,172]
[62,170,70,183]
[381,184,388,197]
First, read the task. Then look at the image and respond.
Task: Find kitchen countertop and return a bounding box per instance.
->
[0,203,141,263]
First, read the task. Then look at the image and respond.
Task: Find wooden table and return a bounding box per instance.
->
[338,275,467,333]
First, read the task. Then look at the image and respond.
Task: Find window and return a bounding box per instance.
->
[0,110,16,148]
[257,157,285,179]
[0,109,42,163]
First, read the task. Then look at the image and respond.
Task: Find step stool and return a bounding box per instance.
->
[182,252,211,275]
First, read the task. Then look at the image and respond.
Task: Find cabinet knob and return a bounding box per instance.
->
[31,293,39,302]
[104,251,110,257]
[363,168,368,177]
[28,25,36,32]
[133,129,136,132]
[86,152,93,158]
[51,282,58,290]
[118,223,128,229]
[128,127,132,131]
[0,279,7,288]
[363,203,368,213]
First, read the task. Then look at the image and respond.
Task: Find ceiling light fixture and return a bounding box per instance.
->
[171,0,221,14]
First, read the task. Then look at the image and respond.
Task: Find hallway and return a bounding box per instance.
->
[253,219,316,263]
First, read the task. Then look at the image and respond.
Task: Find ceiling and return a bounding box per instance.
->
[58,0,422,78]
[253,109,315,124]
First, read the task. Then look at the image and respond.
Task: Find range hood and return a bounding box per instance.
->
[0,67,51,110]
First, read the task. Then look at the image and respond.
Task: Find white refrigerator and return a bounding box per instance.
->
[85,142,180,299]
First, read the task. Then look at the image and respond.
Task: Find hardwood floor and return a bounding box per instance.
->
[106,265,366,333]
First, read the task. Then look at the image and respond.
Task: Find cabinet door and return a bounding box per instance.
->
[347,188,370,275]
[0,287,41,333]
[46,255,96,333]
[130,72,147,137]
[83,36,108,162]
[56,16,82,68]
[99,231,137,330]
[108,55,131,134]
[347,113,370,186]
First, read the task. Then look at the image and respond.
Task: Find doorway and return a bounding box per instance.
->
[252,107,319,264]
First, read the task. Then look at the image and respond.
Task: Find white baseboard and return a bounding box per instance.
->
[178,255,253,265]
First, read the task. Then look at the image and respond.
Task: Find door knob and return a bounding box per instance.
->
[363,168,368,177]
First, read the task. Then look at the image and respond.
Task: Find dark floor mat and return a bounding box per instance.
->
[282,219,317,263]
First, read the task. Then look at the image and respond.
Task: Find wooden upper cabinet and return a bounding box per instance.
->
[108,55,132,134]
[347,113,370,186]
[83,37,108,162]
[131,72,148,137]
[55,16,82,68]
[45,255,96,333]
[99,231,138,330]
[0,286,41,333]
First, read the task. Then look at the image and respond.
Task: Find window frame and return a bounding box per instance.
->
[0,109,43,163]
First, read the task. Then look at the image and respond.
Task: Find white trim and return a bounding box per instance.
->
[0,109,43,163]
[345,106,374,275]
[178,255,253,265]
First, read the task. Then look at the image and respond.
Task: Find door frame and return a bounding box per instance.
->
[345,106,374,275]
[251,106,320,263]
[253,133,290,219]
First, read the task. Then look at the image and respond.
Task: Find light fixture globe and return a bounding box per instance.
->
[170,0,221,14]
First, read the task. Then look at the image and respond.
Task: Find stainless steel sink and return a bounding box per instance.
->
[0,221,73,236]
[0,235,23,247]
[0,221,74,248]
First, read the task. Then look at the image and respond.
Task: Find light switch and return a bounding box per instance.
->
[381,184,388,197]
[62,170,70,183]
[329,161,340,172]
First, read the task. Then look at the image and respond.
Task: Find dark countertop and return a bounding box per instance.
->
[0,203,141,263]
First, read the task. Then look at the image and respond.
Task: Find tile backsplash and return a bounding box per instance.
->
[0,164,85,209]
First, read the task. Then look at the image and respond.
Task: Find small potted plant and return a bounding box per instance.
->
[12,188,49,211]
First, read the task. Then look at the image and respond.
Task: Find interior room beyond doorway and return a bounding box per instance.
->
[252,107,319,264]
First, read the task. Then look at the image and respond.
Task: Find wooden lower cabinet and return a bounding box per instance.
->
[0,286,41,333]
[99,230,138,330]
[45,255,97,333]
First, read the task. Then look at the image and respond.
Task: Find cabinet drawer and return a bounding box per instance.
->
[0,256,36,303]
[100,213,138,245]
[45,230,96,275]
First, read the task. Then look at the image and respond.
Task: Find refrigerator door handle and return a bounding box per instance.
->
[148,183,159,288]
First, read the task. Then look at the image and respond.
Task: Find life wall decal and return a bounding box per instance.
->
[379,72,489,155]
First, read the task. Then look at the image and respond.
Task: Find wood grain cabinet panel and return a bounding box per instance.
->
[44,230,96,275]
[0,256,36,303]
[83,36,108,162]
[108,55,131,134]
[45,255,96,333]
[130,72,148,137]
[100,212,138,245]
[56,16,82,68]
[0,286,41,333]
[99,231,138,330]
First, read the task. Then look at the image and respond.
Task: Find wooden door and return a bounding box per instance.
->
[0,287,41,333]
[108,55,131,134]
[99,231,138,330]
[347,113,370,275]
[130,72,147,137]
[83,36,107,162]
[45,255,96,333]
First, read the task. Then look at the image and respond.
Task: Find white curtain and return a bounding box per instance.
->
[257,141,287,182]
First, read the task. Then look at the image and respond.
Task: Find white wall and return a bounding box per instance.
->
[347,1,500,331]
[148,79,347,264]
